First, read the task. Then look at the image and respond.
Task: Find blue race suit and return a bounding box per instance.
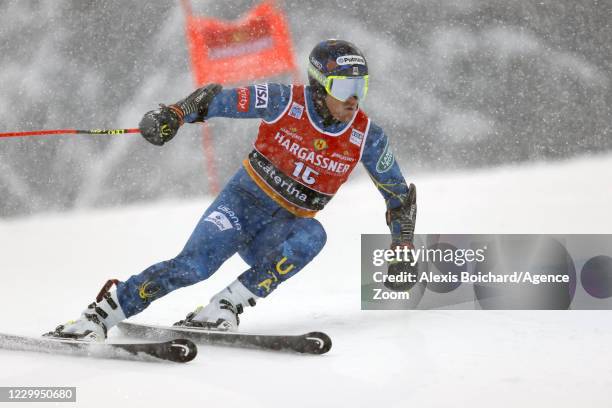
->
[116,84,410,317]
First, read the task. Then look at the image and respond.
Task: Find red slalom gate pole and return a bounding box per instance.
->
[180,0,220,195]
[0,128,140,139]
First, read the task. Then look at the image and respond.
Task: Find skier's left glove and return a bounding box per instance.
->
[385,183,417,290]
[139,83,222,146]
[139,105,183,146]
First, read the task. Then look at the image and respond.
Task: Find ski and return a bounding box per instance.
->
[117,322,332,355]
[0,332,197,363]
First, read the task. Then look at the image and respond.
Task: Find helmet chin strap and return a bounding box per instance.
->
[310,84,343,127]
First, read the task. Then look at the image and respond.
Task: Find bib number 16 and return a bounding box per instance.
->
[292,161,319,185]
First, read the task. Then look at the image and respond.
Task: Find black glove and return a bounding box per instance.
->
[139,84,223,146]
[385,183,417,291]
[386,183,417,246]
[138,105,182,146]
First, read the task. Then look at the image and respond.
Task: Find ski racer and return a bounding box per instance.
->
[46,39,417,341]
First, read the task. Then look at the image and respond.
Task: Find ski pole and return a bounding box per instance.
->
[0,128,140,139]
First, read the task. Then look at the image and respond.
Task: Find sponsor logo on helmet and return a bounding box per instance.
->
[336,55,366,66]
[376,140,395,173]
[349,129,364,146]
[288,102,304,119]
[254,84,268,109]
[309,56,323,70]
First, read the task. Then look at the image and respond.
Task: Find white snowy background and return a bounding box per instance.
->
[1,155,612,407]
[1,0,612,407]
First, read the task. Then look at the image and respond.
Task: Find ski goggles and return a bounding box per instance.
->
[308,65,369,102]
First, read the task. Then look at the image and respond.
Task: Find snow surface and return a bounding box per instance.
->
[1,155,612,408]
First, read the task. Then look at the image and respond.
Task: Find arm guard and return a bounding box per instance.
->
[173,83,223,122]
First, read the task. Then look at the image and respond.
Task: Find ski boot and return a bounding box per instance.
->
[174,280,258,332]
[44,280,126,342]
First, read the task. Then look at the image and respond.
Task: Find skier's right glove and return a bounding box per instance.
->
[385,183,417,290]
[139,83,222,146]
